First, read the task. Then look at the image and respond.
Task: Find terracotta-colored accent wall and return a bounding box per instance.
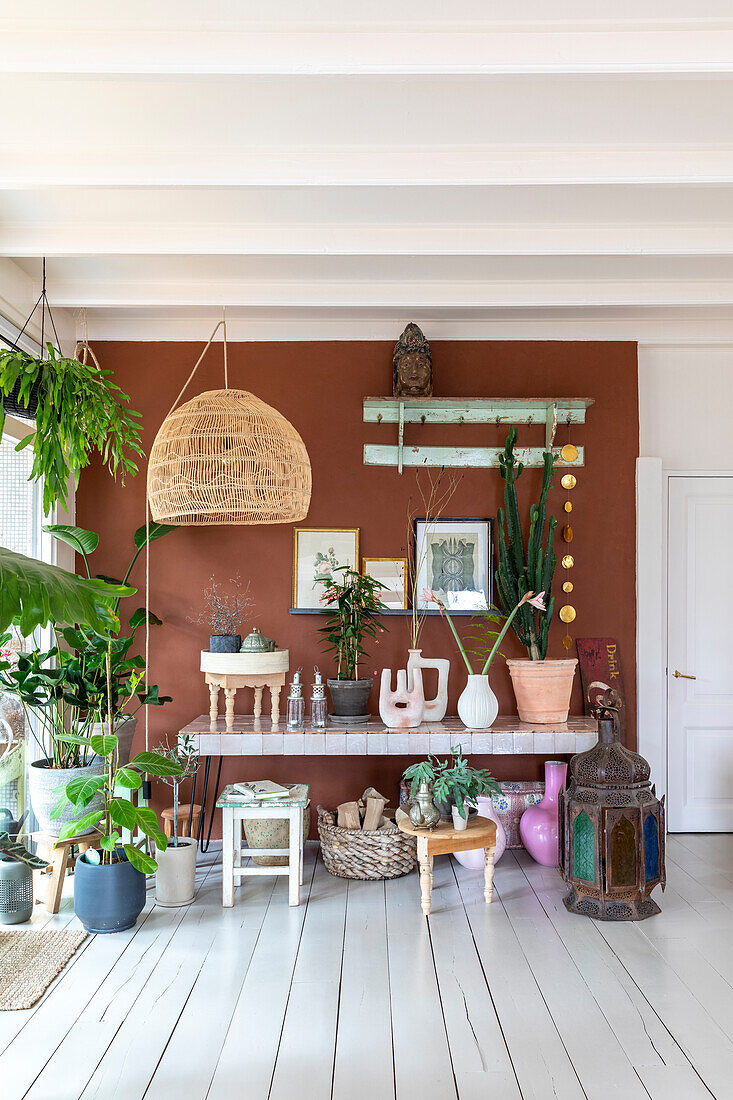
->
[77,340,638,827]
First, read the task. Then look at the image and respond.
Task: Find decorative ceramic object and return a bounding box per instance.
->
[0,858,33,924]
[454,796,507,869]
[407,650,449,721]
[29,759,105,837]
[451,806,468,831]
[154,837,197,907]
[520,760,568,866]
[491,782,544,849]
[379,668,424,729]
[240,628,278,653]
[74,850,146,933]
[506,658,578,724]
[457,674,498,730]
[209,634,241,653]
[408,780,440,830]
[243,805,311,866]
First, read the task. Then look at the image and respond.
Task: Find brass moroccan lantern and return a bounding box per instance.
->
[559,686,665,921]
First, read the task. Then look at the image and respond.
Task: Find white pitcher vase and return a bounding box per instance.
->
[457,674,498,730]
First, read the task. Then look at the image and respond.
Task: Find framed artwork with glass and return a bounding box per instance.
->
[292,527,360,610]
[413,518,493,611]
[362,557,408,610]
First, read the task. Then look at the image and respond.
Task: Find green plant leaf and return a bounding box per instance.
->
[43,524,100,557]
[58,808,104,841]
[128,607,163,630]
[109,797,137,830]
[136,807,167,849]
[115,766,142,790]
[129,751,184,777]
[99,833,120,852]
[65,773,106,808]
[90,732,119,757]
[0,545,133,635]
[133,522,177,550]
[124,844,157,874]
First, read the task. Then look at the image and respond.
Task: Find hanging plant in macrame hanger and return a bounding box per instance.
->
[0,260,144,515]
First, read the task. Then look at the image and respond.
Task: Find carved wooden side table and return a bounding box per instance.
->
[200,650,290,727]
[397,815,497,916]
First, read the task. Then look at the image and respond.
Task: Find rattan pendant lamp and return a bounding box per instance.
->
[147,317,311,525]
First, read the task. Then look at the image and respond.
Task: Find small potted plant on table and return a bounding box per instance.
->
[403,748,502,831]
[319,567,387,718]
[189,574,255,653]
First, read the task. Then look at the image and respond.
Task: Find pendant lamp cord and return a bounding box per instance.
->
[164,314,229,419]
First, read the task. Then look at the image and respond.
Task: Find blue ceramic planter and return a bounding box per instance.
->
[74,850,146,933]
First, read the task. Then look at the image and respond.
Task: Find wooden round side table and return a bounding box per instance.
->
[397,814,498,916]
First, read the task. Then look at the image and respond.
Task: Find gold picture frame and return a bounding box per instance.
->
[362,557,408,610]
[292,527,360,610]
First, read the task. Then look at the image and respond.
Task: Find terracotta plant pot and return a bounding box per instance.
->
[506,658,578,724]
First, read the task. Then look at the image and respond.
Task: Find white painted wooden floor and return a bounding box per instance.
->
[2,835,733,1100]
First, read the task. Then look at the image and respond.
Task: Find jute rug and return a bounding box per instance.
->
[0,929,87,1010]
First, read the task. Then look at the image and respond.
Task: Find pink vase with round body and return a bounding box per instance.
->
[453,796,507,870]
[519,760,567,867]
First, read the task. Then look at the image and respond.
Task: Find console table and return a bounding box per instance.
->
[179,715,596,850]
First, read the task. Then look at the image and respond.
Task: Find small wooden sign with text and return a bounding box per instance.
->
[576,637,627,742]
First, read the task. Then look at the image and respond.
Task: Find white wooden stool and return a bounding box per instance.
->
[217,784,309,907]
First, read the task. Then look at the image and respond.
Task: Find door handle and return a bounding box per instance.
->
[673,670,696,680]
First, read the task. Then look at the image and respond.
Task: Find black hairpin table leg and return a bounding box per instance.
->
[201,757,223,854]
[196,756,212,847]
[187,760,199,840]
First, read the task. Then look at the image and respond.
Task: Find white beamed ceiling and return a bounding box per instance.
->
[3,2,733,343]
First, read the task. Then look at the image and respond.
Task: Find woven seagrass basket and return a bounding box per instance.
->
[317,806,417,881]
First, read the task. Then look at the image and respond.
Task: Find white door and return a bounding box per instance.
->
[668,476,733,831]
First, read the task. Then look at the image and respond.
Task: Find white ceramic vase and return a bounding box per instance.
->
[379,668,425,729]
[154,837,197,907]
[451,806,468,831]
[457,674,498,730]
[454,795,507,869]
[406,650,450,722]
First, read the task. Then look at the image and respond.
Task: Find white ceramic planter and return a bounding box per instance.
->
[29,758,105,837]
[406,650,450,721]
[154,837,197,907]
[457,674,498,730]
[451,806,469,831]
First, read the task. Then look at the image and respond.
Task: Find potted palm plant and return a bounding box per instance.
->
[52,644,183,933]
[494,427,577,723]
[319,567,387,717]
[152,734,199,907]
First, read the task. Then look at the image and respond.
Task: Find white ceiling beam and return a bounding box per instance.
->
[5,28,733,75]
[6,222,733,257]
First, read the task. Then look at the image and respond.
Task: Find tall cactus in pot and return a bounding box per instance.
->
[495,427,557,660]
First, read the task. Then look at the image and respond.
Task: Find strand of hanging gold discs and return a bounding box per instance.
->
[559,439,578,650]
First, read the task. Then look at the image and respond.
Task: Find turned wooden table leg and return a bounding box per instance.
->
[224,688,236,728]
[271,684,282,724]
[417,836,433,916]
[253,686,263,719]
[208,683,220,724]
[484,845,495,904]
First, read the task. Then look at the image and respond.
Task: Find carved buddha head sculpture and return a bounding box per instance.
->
[393,323,433,398]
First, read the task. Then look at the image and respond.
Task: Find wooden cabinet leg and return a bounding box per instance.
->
[209,683,220,724]
[484,845,495,904]
[48,843,69,915]
[271,685,282,724]
[224,688,236,729]
[288,807,301,906]
[222,808,234,907]
[253,686,263,719]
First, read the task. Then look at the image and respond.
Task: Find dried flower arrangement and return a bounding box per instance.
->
[188,574,256,636]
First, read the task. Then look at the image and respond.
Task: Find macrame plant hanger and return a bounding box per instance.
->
[13,258,62,356]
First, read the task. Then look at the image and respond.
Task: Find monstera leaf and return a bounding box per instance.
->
[0,545,133,636]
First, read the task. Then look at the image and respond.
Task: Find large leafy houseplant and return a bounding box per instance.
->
[51,644,182,873]
[404,748,501,821]
[0,344,143,515]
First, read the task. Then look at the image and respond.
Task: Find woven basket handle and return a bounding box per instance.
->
[317,805,335,826]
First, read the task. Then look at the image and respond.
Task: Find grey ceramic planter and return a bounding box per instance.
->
[327,677,373,717]
[29,759,105,837]
[74,850,146,933]
[0,857,33,924]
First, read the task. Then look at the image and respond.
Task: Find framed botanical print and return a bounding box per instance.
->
[413,518,493,611]
[292,528,360,610]
[363,557,408,610]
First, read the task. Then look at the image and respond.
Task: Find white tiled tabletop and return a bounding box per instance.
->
[179,714,597,756]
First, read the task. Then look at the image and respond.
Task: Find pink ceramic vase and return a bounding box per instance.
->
[454,795,507,870]
[519,760,567,866]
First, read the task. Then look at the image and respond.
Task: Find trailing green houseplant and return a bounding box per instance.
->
[319,567,387,716]
[0,343,144,515]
